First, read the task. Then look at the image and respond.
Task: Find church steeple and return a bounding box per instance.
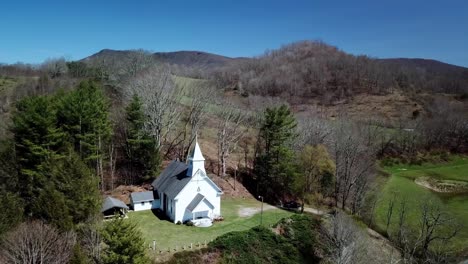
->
[186,136,206,177]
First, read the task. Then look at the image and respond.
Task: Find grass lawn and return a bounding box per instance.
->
[374,156,468,253]
[384,155,468,182]
[129,198,295,250]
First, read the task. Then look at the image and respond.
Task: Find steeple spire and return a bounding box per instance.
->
[186,136,206,176]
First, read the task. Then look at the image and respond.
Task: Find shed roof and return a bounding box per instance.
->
[130,191,155,203]
[152,160,190,198]
[101,196,129,213]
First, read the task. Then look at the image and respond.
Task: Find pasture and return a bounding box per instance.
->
[374,156,468,253]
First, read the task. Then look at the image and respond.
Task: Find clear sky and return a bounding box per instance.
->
[1,0,467,66]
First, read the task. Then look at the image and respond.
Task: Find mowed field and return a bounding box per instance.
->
[129,198,294,250]
[374,156,468,253]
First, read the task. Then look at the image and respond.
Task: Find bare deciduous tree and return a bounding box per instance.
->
[418,199,462,256]
[178,81,216,161]
[41,57,68,79]
[296,117,332,148]
[127,66,182,151]
[0,221,76,264]
[386,191,397,234]
[332,120,376,210]
[396,197,408,247]
[216,102,247,177]
[78,217,102,264]
[322,211,368,264]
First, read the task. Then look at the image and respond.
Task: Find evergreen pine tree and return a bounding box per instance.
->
[57,80,112,188]
[0,191,23,237]
[10,92,102,230]
[254,104,298,200]
[101,218,149,264]
[125,94,160,182]
[11,95,66,216]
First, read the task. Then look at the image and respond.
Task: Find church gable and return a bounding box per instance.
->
[175,169,222,200]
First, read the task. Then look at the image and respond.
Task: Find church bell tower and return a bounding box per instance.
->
[186,137,206,177]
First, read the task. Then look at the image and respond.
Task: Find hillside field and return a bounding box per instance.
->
[374,156,468,254]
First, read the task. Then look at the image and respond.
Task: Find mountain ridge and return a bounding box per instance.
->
[83,48,468,71]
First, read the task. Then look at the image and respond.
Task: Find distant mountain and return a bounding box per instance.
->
[82,49,246,70]
[83,48,468,75]
[152,51,240,68]
[378,58,468,76]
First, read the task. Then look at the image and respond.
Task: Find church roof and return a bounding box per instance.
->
[152,160,190,198]
[186,193,214,212]
[189,140,205,161]
[101,196,128,213]
[130,191,155,203]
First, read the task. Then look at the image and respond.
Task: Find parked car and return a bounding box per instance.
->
[283,201,300,209]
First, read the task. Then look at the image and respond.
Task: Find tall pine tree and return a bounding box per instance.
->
[125,94,160,182]
[12,95,66,216]
[9,87,103,231]
[57,80,112,190]
[254,104,298,201]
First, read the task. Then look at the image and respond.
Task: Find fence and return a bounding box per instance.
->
[147,239,212,254]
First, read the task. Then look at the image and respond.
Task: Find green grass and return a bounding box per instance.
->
[129,198,294,250]
[383,155,468,182]
[374,156,468,252]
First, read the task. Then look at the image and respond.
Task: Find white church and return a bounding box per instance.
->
[130,139,223,226]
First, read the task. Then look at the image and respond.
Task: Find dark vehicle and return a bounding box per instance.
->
[283,201,300,209]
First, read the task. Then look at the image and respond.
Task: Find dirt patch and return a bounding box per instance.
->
[238,204,275,217]
[103,184,152,204]
[415,177,468,193]
[292,91,425,122]
[209,173,254,199]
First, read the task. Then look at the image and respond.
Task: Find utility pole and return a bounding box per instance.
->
[258,195,264,226]
[234,165,237,191]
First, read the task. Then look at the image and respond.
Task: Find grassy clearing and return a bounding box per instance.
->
[129,198,294,250]
[374,156,468,252]
[384,155,468,182]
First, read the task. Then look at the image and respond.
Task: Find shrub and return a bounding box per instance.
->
[184,220,194,227]
[176,221,182,225]
[210,226,301,264]
[274,214,321,261]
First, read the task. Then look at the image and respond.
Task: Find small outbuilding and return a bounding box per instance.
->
[101,196,129,218]
[130,191,159,211]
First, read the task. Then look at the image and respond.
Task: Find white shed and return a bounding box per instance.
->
[130,191,157,211]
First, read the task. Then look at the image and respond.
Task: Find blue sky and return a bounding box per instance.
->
[1,0,467,66]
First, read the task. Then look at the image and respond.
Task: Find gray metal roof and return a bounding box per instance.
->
[152,160,190,198]
[101,196,129,213]
[130,191,154,203]
[186,193,205,212]
[186,193,214,212]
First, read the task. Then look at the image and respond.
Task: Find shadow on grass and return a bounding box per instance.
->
[151,208,173,223]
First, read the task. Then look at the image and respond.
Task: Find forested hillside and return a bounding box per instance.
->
[213,41,468,103]
[1,40,468,263]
